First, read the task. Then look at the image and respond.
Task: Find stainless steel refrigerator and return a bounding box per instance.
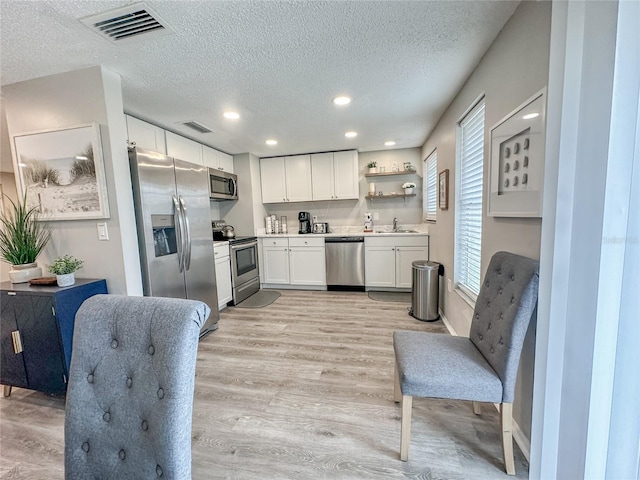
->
[129,147,219,336]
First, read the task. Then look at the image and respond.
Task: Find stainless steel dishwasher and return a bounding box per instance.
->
[325,236,365,291]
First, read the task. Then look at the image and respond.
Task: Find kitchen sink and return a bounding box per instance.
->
[374,229,419,234]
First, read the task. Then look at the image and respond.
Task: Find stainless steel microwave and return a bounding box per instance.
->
[209,168,238,201]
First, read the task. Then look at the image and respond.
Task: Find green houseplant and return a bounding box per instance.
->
[0,194,51,283]
[402,182,416,195]
[366,161,378,174]
[48,255,83,287]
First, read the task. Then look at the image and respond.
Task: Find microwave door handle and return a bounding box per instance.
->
[179,195,192,270]
[172,195,184,273]
[231,178,237,197]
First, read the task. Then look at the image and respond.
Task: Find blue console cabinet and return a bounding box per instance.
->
[0,278,107,396]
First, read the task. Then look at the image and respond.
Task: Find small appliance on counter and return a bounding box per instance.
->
[313,222,330,234]
[212,220,235,239]
[298,212,312,234]
[364,212,374,232]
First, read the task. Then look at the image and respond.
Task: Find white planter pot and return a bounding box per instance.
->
[9,262,42,283]
[368,167,378,174]
[404,188,414,195]
[56,273,75,287]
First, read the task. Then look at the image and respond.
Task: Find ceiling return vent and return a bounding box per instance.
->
[80,3,175,43]
[181,121,214,134]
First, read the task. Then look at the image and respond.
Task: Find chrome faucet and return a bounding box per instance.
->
[393,217,398,232]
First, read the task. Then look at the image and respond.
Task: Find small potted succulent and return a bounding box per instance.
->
[48,255,84,287]
[366,161,378,174]
[402,182,416,195]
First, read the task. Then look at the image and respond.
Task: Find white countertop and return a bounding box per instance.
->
[256,224,428,238]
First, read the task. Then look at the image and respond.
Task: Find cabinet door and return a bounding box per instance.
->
[333,150,359,199]
[365,246,396,288]
[289,247,326,286]
[215,256,233,309]
[20,296,67,393]
[166,131,203,164]
[126,115,167,154]
[285,155,313,202]
[260,157,288,203]
[263,246,290,284]
[0,293,29,389]
[202,145,220,169]
[218,152,234,173]
[396,246,429,288]
[311,152,334,201]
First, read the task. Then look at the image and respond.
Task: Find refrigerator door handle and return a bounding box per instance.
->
[173,195,185,273]
[179,195,192,270]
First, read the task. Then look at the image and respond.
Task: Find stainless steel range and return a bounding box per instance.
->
[212,221,260,305]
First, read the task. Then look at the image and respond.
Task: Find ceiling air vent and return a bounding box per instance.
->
[80,3,174,43]
[181,121,213,134]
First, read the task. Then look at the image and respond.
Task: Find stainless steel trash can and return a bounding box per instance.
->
[410,260,440,321]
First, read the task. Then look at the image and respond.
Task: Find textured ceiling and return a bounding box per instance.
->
[0,1,519,157]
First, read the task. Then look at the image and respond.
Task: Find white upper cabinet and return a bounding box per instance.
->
[332,150,359,199]
[260,157,288,203]
[165,131,203,164]
[311,150,359,201]
[284,155,312,202]
[260,155,312,203]
[202,145,235,173]
[125,115,166,154]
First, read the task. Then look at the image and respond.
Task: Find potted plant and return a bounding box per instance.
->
[366,161,378,174]
[0,194,51,283]
[402,182,416,195]
[48,255,83,287]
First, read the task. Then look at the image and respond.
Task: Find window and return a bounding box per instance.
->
[455,98,485,298]
[423,149,437,222]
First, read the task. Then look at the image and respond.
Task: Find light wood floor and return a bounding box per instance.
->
[0,290,528,479]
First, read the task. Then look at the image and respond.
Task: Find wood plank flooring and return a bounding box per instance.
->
[0,290,529,479]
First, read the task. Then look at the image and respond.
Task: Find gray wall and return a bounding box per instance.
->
[420,1,551,446]
[3,66,142,295]
[261,148,423,233]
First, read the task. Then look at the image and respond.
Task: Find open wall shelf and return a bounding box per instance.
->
[365,171,419,178]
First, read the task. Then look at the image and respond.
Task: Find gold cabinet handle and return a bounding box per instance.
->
[11,330,23,354]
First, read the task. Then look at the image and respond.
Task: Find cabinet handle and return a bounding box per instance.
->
[11,330,23,354]
[219,167,224,171]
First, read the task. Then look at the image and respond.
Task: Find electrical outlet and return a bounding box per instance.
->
[447,278,452,293]
[373,212,379,221]
[312,215,318,223]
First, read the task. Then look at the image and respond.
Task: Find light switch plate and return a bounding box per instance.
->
[97,222,109,241]
[373,212,379,220]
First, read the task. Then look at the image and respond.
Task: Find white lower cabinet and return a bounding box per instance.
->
[214,243,233,309]
[261,237,326,287]
[365,236,429,289]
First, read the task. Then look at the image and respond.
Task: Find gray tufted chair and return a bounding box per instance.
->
[393,251,539,475]
[65,295,210,480]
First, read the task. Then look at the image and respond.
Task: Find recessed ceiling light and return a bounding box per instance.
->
[345,131,358,138]
[333,96,352,106]
[384,141,396,146]
[75,155,89,160]
[223,111,240,120]
[265,139,278,145]
[523,113,539,120]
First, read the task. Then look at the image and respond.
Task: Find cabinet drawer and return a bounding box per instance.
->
[289,236,324,247]
[263,237,289,247]
[214,244,230,258]
[365,235,428,248]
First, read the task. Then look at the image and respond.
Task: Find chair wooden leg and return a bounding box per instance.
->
[501,402,515,475]
[3,385,11,398]
[394,364,401,403]
[472,401,481,415]
[400,395,412,461]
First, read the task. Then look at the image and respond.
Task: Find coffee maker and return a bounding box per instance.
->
[298,211,312,234]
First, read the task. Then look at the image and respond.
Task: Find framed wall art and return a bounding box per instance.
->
[488,88,546,217]
[438,169,449,210]
[13,123,110,220]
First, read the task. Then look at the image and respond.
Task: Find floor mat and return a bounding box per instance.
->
[368,291,412,303]
[235,290,281,308]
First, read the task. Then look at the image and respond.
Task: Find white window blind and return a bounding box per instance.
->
[423,150,437,221]
[455,99,485,298]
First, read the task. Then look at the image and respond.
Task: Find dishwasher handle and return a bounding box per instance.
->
[325,236,364,243]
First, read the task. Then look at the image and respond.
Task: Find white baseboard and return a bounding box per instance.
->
[437,309,531,462]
